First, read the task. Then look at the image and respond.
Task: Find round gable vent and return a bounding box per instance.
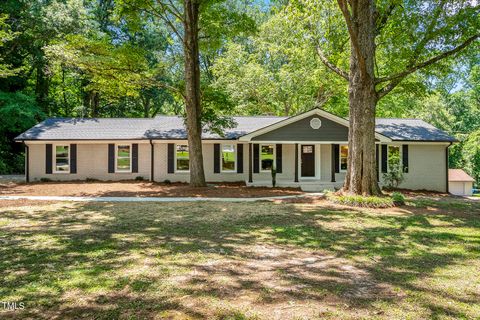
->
[310,117,322,129]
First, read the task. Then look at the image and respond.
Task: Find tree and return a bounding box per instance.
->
[117,0,256,187]
[287,0,479,195]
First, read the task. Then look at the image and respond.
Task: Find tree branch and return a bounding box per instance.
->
[147,2,184,42]
[376,33,479,85]
[315,46,348,80]
[336,0,367,76]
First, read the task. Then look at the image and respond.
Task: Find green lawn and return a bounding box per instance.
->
[1,197,479,319]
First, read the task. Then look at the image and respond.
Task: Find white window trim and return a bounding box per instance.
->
[115,143,132,173]
[53,144,70,174]
[260,144,276,173]
[339,144,348,173]
[220,143,237,173]
[387,145,402,173]
[175,143,190,173]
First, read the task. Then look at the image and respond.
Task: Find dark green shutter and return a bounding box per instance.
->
[333,144,340,173]
[237,144,243,173]
[276,144,282,173]
[70,144,77,174]
[108,144,115,173]
[253,144,259,173]
[167,143,175,173]
[381,145,388,173]
[132,144,138,173]
[402,145,409,173]
[45,144,52,174]
[213,143,220,173]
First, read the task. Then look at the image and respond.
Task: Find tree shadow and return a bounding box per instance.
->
[1,199,479,319]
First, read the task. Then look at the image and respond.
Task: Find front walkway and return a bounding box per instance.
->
[0,193,324,203]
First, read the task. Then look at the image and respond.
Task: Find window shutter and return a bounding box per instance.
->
[276,144,282,173]
[132,144,139,173]
[108,144,115,173]
[237,144,243,173]
[402,145,409,173]
[213,143,220,173]
[381,145,388,173]
[45,144,52,174]
[167,143,175,173]
[376,144,379,181]
[253,144,259,173]
[70,144,77,174]
[333,144,340,173]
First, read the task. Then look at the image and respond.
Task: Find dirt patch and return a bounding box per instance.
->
[0,181,303,198]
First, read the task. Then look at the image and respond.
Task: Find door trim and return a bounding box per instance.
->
[298,144,321,180]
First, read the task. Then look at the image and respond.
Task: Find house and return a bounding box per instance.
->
[15,108,457,192]
[448,169,475,196]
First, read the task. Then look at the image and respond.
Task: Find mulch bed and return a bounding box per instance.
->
[0,181,303,198]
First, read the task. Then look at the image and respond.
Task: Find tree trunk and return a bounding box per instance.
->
[343,0,381,195]
[184,0,206,187]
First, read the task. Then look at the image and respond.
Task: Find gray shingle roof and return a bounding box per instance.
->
[15,115,456,142]
[15,116,287,140]
[375,119,456,142]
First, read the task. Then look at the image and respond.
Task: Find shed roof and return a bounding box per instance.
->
[448,169,475,182]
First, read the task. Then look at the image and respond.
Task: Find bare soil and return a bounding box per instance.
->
[0,181,303,198]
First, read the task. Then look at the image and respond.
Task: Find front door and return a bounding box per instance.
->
[301,145,315,177]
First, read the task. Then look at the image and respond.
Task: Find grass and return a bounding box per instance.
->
[328,194,395,208]
[1,197,480,319]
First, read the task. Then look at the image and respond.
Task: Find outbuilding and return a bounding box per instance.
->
[449,169,475,196]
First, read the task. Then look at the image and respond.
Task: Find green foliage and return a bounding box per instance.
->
[392,192,405,206]
[0,14,20,78]
[383,153,405,189]
[328,194,394,208]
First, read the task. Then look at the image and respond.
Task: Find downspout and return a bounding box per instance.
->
[446,142,452,194]
[150,139,155,182]
[23,141,29,183]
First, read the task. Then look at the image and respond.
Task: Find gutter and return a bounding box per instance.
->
[446,142,452,194]
[149,139,154,182]
[23,141,29,183]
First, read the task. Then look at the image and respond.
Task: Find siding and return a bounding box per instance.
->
[252,115,349,142]
[28,143,150,181]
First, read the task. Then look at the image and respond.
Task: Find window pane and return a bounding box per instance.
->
[176,145,189,171]
[56,145,69,157]
[222,144,235,171]
[117,158,131,170]
[117,145,130,157]
[55,158,69,172]
[388,146,400,168]
[261,145,274,171]
[340,146,348,171]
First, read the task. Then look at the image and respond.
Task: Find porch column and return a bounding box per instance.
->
[331,144,336,182]
[294,143,299,182]
[248,143,253,183]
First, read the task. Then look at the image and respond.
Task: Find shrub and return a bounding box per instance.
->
[40,178,51,182]
[135,176,144,181]
[85,177,99,182]
[163,179,171,184]
[392,192,405,206]
[328,194,394,208]
[382,162,405,189]
[271,167,277,188]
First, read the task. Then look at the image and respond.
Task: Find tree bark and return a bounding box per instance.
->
[184,0,206,187]
[342,0,381,195]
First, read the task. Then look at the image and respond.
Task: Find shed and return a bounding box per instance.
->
[448,169,475,196]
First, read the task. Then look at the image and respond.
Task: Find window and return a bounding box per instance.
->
[116,144,131,172]
[54,145,69,173]
[176,144,189,171]
[260,144,275,171]
[221,144,236,172]
[339,145,348,172]
[387,145,401,172]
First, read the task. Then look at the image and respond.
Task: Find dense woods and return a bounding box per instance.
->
[0,0,478,188]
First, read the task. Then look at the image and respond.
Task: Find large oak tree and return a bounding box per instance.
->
[292,0,479,195]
